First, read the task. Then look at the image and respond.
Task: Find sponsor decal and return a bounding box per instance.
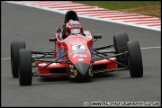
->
[72,44,85,50]
[71,44,87,54]
[78,58,84,62]
[71,49,87,54]
[59,49,65,57]
[73,54,88,58]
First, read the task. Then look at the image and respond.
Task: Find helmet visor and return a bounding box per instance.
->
[70,29,81,34]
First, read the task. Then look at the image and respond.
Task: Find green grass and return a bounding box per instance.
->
[76,1,160,10]
[75,1,161,17]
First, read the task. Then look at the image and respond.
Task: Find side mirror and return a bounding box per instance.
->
[49,38,57,42]
[93,34,102,39]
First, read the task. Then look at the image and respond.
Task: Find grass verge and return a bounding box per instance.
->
[75,1,161,18]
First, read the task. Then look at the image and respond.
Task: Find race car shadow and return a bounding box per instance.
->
[37,77,92,84]
[69,78,93,83]
[35,72,119,85]
[93,73,116,78]
[37,73,118,83]
[38,77,68,82]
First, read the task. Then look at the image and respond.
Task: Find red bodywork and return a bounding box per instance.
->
[35,30,117,78]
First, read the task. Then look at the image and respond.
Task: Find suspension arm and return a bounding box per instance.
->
[94,45,114,51]
[35,53,67,73]
[91,51,128,67]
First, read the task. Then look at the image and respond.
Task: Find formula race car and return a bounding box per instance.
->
[11,10,143,86]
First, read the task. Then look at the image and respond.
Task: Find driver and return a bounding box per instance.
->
[61,20,84,39]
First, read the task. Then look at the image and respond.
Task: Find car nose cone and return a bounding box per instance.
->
[75,63,89,76]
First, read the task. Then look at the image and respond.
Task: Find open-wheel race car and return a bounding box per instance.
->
[11,10,143,86]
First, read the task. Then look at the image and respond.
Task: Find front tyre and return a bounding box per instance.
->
[11,41,26,78]
[113,32,129,68]
[19,49,32,85]
[127,41,143,77]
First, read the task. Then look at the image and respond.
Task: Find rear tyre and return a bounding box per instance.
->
[113,32,129,68]
[11,41,26,78]
[127,41,143,77]
[19,49,32,85]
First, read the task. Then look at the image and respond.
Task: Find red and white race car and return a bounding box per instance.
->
[11,10,143,86]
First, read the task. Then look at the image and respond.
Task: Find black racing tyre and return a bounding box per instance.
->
[113,32,129,68]
[127,41,143,77]
[19,49,32,86]
[11,41,26,78]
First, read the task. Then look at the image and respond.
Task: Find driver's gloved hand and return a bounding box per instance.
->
[57,28,61,33]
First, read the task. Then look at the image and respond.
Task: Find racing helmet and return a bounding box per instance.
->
[65,20,83,36]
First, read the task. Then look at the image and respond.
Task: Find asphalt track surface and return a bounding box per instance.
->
[1,2,161,107]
